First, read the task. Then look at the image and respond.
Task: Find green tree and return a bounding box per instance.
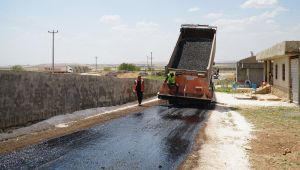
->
[11,65,25,72]
[103,67,112,71]
[118,63,141,71]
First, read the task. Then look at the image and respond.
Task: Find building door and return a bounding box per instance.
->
[291,58,299,103]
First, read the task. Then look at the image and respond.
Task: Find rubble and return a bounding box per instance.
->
[283,148,291,155]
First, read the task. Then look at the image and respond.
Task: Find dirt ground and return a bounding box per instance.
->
[117,72,139,78]
[237,107,300,170]
[181,105,252,170]
[182,92,299,170]
[0,100,162,154]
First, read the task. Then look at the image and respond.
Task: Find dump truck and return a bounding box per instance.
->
[157,24,217,105]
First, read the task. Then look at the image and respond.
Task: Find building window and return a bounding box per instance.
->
[275,64,278,79]
[282,64,285,81]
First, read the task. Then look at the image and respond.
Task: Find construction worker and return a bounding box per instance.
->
[268,71,273,85]
[133,75,145,106]
[165,72,178,94]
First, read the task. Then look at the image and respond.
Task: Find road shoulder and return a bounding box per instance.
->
[183,92,299,170]
[181,105,252,170]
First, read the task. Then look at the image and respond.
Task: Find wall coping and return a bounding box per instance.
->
[256,41,300,60]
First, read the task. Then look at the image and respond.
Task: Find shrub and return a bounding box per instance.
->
[11,65,25,72]
[118,63,141,71]
[103,67,112,71]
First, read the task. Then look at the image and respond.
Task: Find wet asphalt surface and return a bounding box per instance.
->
[0,105,208,170]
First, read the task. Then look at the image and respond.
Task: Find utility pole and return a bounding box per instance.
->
[95,56,98,71]
[146,55,149,70]
[48,30,58,73]
[150,52,153,71]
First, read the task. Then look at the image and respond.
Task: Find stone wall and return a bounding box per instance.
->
[0,71,162,129]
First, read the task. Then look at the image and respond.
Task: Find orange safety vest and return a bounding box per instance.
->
[133,79,145,92]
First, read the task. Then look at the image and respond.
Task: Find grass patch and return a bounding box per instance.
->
[237,106,300,169]
[215,87,233,93]
[238,107,300,128]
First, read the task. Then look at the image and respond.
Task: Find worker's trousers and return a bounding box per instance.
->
[136,91,143,104]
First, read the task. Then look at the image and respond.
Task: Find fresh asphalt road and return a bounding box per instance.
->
[0,105,208,170]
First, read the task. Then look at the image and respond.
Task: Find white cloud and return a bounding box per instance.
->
[100,15,122,25]
[136,22,160,33]
[204,12,224,19]
[241,0,278,9]
[209,5,298,62]
[188,7,200,12]
[112,24,129,31]
[260,6,288,18]
[213,7,286,32]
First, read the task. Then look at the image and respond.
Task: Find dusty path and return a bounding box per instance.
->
[181,92,257,170]
[0,105,208,169]
[183,92,296,170]
[197,105,252,169]
[181,104,252,170]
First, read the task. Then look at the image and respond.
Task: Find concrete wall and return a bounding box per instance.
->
[256,41,286,60]
[236,56,264,85]
[236,68,247,83]
[270,57,290,101]
[249,69,264,86]
[236,68,263,85]
[0,71,162,129]
[273,57,289,89]
[256,41,300,60]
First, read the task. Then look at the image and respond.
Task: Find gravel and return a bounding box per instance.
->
[176,38,213,71]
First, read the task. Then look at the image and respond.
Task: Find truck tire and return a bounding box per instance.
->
[207,102,216,110]
[168,99,175,105]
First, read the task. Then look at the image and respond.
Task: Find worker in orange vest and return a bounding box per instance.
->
[133,75,145,106]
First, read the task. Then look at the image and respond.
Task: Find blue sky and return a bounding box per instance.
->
[0,0,299,65]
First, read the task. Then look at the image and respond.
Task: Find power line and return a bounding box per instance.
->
[48,30,58,73]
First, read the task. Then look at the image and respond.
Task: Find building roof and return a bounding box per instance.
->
[256,41,300,60]
[237,56,263,69]
[238,56,257,63]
